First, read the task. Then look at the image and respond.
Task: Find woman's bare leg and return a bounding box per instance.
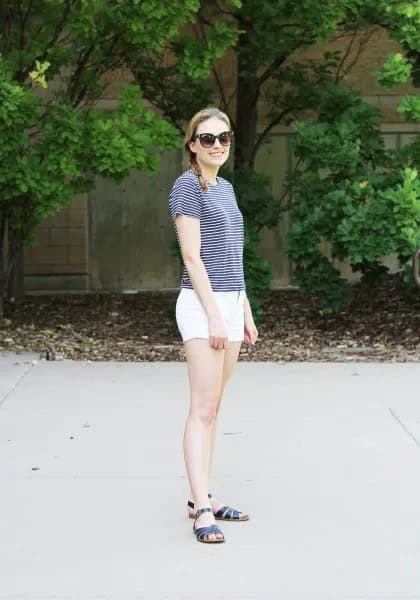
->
[183,338,225,541]
[208,340,242,482]
[187,340,243,515]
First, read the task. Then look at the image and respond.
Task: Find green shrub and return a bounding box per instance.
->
[286,84,420,313]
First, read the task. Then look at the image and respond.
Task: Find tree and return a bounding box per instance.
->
[284,1,420,311]
[130,0,392,310]
[133,1,420,311]
[132,0,369,171]
[286,84,420,312]
[0,0,237,317]
[347,1,420,122]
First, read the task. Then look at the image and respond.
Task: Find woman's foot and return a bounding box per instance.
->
[193,507,224,542]
[188,494,249,520]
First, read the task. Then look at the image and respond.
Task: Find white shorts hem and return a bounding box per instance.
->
[175,288,245,344]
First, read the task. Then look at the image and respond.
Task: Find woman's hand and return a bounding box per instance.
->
[243,294,258,346]
[244,314,258,346]
[208,313,228,350]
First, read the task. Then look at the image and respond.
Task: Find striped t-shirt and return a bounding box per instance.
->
[169,169,246,291]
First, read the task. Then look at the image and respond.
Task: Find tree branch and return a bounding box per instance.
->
[0,0,13,54]
[213,1,235,18]
[334,27,379,83]
[256,37,310,88]
[16,0,25,49]
[67,43,97,105]
[192,18,236,127]
[196,8,213,27]
[49,0,76,47]
[252,107,294,161]
[213,66,227,109]
[22,0,35,30]
[256,53,288,88]
[72,33,126,108]
[19,0,76,82]
[334,29,357,83]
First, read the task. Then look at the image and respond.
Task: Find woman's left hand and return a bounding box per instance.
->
[244,316,258,346]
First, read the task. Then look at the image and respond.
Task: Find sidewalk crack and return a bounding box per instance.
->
[0,360,36,408]
[389,407,420,449]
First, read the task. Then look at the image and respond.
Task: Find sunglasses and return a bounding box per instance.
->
[192,130,234,148]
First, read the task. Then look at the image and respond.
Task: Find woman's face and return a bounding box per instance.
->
[189,117,231,171]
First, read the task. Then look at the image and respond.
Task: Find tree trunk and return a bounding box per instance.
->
[7,227,25,303]
[0,211,7,319]
[234,32,259,172]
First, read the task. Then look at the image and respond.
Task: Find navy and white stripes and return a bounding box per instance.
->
[169,169,246,292]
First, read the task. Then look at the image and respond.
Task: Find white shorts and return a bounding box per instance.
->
[175,288,245,342]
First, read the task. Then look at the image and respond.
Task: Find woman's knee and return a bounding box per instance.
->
[190,394,220,425]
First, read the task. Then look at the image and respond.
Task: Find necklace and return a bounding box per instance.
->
[203,176,218,186]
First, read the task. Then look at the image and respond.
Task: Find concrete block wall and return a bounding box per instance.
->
[24,195,89,292]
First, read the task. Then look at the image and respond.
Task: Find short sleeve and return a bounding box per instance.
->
[169,174,202,221]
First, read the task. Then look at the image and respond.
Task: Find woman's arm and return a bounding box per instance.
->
[175,214,228,349]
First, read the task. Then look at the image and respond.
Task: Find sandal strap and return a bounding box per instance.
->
[194,524,224,541]
[194,507,212,519]
[188,493,212,510]
[214,505,241,519]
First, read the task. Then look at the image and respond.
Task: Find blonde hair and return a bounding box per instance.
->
[184,107,231,192]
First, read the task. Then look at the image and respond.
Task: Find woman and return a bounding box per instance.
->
[169,107,259,544]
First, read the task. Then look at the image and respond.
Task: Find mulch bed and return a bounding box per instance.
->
[1,275,419,362]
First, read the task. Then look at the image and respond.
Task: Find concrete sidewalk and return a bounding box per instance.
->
[0,351,419,600]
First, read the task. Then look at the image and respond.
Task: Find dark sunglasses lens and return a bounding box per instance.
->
[219,132,232,146]
[199,134,215,148]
